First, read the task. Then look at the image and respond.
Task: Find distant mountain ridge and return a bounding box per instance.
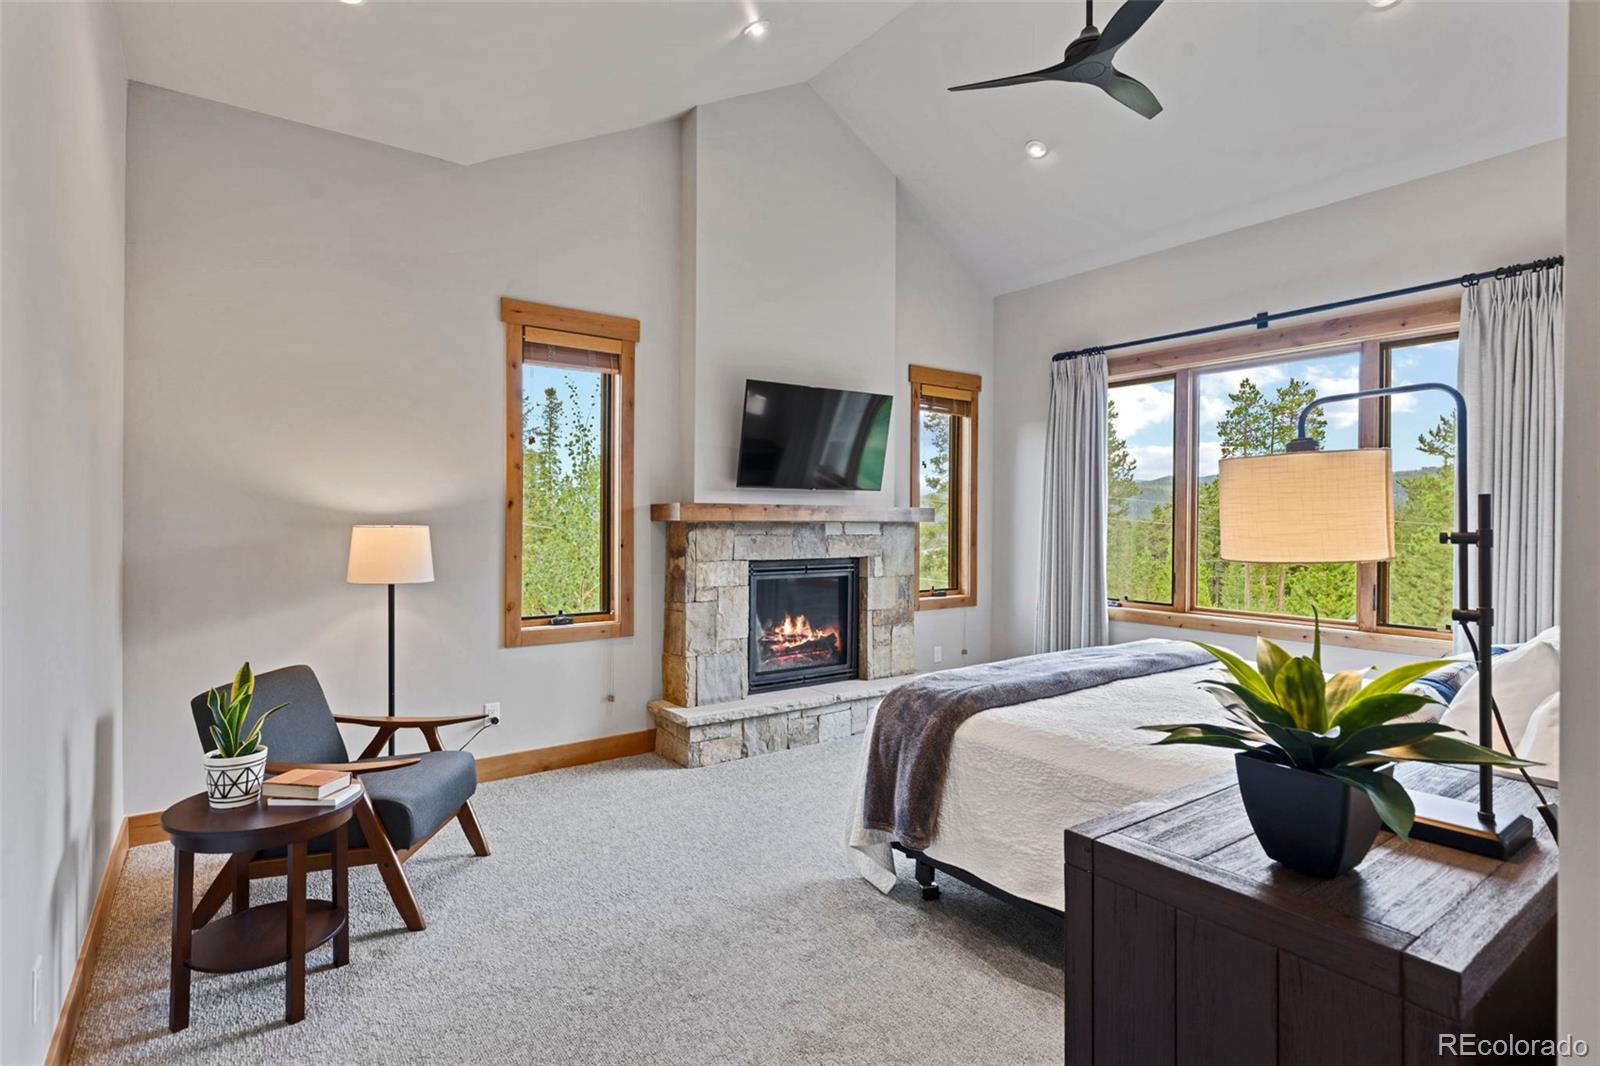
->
[1119,468,1445,521]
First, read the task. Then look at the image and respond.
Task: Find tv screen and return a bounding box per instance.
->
[736,380,893,491]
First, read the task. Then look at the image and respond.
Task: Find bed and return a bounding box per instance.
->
[845,646,1238,913]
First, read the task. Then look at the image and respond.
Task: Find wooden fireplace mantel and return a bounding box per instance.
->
[649,502,935,524]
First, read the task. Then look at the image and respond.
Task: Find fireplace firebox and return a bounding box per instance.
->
[747,558,859,693]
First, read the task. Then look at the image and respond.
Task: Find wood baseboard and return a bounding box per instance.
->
[475,728,656,781]
[46,726,658,1062]
[44,817,130,1066]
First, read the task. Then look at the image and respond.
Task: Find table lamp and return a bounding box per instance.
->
[347,525,434,755]
[1217,382,1535,858]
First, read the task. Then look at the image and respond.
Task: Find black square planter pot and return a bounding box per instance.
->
[1235,752,1390,878]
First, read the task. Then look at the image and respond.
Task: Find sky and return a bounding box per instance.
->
[1110,339,1459,482]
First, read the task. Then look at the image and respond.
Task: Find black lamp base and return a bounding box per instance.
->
[1408,790,1533,859]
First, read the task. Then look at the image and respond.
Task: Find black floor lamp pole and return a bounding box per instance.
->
[1296,384,1531,858]
[387,581,396,757]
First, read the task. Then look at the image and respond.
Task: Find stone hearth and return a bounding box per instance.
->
[650,505,929,766]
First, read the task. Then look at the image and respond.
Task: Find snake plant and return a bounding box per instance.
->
[1140,618,1535,839]
[206,662,288,758]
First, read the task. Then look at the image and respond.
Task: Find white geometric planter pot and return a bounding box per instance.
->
[203,746,268,808]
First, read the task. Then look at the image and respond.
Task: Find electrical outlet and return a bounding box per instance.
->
[932,646,944,664]
[31,955,42,1025]
[483,702,501,726]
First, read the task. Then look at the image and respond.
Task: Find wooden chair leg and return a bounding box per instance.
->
[354,794,425,932]
[455,801,490,857]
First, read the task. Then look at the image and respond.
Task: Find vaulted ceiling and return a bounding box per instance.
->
[116,0,1568,294]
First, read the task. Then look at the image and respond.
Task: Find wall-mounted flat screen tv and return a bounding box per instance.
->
[736,379,892,491]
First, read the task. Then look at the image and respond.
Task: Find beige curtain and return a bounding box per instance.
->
[1036,354,1108,651]
[1460,266,1564,642]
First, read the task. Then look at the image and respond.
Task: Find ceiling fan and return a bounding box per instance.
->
[948,0,1166,119]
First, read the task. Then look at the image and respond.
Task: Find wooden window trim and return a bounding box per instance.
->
[909,364,980,610]
[1107,297,1461,650]
[502,298,636,648]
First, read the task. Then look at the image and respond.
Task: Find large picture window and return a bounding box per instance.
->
[1104,299,1460,651]
[909,365,980,610]
[502,298,635,647]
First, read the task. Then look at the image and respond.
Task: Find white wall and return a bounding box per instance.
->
[683,85,898,505]
[991,141,1568,666]
[122,85,683,813]
[895,191,994,672]
[1559,0,1599,1042]
[0,3,126,1061]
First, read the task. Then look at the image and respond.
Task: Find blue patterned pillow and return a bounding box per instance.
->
[1401,645,1512,709]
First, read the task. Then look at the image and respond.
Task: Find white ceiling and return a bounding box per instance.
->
[117,0,1568,294]
[814,0,1568,292]
[115,0,911,165]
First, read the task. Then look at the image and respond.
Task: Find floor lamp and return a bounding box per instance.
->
[1217,382,1534,859]
[347,525,434,757]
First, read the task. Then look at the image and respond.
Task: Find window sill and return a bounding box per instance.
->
[1108,606,1450,657]
[917,592,976,611]
[508,617,631,647]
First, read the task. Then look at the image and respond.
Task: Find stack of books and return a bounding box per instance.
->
[263,768,360,807]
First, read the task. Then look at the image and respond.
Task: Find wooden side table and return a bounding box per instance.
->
[1065,764,1557,1066]
[160,784,362,1030]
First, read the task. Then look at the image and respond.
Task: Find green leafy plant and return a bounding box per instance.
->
[205,662,288,759]
[1140,617,1535,838]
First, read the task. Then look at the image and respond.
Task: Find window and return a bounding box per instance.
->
[1103,298,1460,650]
[1382,336,1460,632]
[909,365,980,609]
[1107,379,1175,605]
[1194,349,1360,621]
[502,298,635,646]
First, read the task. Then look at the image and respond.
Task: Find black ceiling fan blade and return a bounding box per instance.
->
[1096,0,1163,53]
[947,60,1071,92]
[1100,69,1163,118]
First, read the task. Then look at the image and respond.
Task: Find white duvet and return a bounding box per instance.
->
[845,661,1236,910]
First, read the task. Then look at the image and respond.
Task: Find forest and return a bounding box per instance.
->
[1107,377,1456,631]
[521,371,606,619]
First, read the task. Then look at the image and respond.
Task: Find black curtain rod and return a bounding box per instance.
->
[1051,255,1564,362]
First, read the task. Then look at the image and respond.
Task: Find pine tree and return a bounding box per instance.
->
[918,409,953,590]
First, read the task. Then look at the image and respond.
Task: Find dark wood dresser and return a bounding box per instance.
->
[1065,764,1557,1066]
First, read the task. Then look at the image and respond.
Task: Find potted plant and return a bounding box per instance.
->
[1141,620,1533,877]
[201,663,288,808]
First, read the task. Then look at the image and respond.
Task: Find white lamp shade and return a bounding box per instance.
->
[1218,449,1395,564]
[347,525,434,584]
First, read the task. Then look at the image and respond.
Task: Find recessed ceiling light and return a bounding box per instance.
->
[1024,140,1050,160]
[1368,0,1400,9]
[339,0,366,5]
[742,19,771,39]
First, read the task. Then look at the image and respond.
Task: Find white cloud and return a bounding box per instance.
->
[1197,440,1222,477]
[1129,444,1173,480]
[1305,366,1360,429]
[1109,382,1173,438]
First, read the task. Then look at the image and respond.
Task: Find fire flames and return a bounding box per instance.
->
[759,612,843,668]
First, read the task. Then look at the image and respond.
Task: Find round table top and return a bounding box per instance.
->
[161,784,363,853]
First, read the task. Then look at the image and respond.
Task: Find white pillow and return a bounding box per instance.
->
[1518,691,1559,785]
[1439,626,1560,753]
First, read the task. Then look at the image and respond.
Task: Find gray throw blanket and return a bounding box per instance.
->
[862,640,1213,850]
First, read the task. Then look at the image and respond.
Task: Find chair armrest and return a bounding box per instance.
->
[265,757,419,775]
[333,713,489,729]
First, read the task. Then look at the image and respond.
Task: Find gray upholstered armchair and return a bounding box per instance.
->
[188,664,489,931]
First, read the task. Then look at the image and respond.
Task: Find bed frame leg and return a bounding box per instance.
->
[915,858,941,901]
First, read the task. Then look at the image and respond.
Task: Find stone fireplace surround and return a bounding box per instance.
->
[648,503,932,767]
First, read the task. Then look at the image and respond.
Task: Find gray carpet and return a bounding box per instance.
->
[73,739,1064,1065]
